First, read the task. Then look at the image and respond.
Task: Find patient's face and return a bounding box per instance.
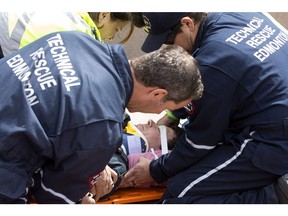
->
[135,119,176,150]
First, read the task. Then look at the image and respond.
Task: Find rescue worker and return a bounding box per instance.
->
[123,12,288,203]
[0,12,142,58]
[0,11,144,203]
[0,30,203,203]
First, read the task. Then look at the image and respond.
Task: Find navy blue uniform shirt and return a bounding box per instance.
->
[151,12,288,183]
[0,31,133,203]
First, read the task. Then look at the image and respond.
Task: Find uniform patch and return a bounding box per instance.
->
[89,172,102,187]
[184,101,196,114]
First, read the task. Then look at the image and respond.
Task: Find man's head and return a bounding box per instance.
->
[140,13,207,53]
[136,119,183,151]
[128,45,203,114]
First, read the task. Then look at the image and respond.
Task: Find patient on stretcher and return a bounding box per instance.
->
[101,118,183,200]
[82,117,183,204]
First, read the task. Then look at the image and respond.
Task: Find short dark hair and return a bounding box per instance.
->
[88,12,133,23]
[167,126,184,150]
[130,13,146,28]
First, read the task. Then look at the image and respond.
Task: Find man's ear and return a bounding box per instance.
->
[149,89,168,101]
[180,17,195,31]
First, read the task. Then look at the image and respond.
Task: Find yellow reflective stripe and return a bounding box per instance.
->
[1,12,100,55]
[19,12,97,49]
[78,12,95,28]
[78,12,102,41]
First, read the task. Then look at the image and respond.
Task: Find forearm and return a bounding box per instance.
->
[150,134,214,183]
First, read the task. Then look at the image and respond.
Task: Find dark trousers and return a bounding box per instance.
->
[160,141,279,204]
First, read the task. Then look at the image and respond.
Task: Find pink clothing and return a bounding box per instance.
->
[127,150,168,188]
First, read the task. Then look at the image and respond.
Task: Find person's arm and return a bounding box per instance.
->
[150,66,235,183]
[92,165,118,203]
[98,150,129,201]
[31,120,122,203]
[125,64,235,184]
[125,49,238,184]
[124,96,230,185]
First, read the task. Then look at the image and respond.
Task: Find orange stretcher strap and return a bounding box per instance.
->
[98,187,166,204]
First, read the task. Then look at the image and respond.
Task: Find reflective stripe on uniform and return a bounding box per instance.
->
[78,12,102,41]
[0,12,99,57]
[178,133,254,198]
[0,12,34,56]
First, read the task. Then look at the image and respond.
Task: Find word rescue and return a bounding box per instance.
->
[30,33,81,92]
[225,16,288,62]
[6,33,81,107]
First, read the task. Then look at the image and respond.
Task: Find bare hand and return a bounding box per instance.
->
[121,157,154,188]
[94,165,117,202]
[81,192,96,204]
[82,165,118,203]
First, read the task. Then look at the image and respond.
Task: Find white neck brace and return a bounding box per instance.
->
[158,125,168,155]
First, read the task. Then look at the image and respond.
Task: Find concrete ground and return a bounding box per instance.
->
[118,12,288,125]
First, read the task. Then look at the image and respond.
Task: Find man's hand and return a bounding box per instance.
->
[81,192,96,204]
[81,165,118,204]
[120,157,154,188]
[94,165,117,202]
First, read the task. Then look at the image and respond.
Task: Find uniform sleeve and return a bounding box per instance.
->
[31,120,122,203]
[171,107,189,119]
[150,66,235,183]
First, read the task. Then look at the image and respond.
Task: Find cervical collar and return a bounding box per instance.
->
[122,122,149,155]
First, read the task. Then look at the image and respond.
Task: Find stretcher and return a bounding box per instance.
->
[98,186,166,204]
[29,186,166,204]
